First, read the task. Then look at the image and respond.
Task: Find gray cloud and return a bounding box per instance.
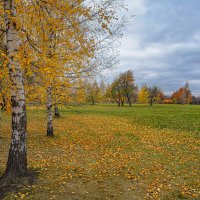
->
[115,0,200,95]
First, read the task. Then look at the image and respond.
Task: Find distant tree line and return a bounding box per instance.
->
[69,70,199,106]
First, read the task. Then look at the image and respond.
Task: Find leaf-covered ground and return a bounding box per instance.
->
[0,104,200,200]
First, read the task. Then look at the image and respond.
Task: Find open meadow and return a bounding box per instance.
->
[0,104,200,200]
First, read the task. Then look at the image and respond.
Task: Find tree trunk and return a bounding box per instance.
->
[0,104,1,131]
[0,80,2,134]
[46,87,53,137]
[128,97,132,107]
[3,0,27,179]
[150,98,153,106]
[118,99,121,107]
[54,105,60,117]
[121,99,124,107]
[114,98,119,106]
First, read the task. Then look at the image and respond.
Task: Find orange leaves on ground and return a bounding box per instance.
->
[1,109,200,199]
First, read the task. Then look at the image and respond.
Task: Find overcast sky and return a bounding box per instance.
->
[111,0,200,96]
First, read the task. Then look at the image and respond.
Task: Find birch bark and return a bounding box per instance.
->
[46,86,53,136]
[3,0,27,178]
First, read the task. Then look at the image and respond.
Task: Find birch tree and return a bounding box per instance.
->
[148,86,160,106]
[2,0,27,179]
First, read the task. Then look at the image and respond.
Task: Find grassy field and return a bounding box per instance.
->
[0,104,200,200]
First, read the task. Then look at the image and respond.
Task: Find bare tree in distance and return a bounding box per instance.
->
[148,86,161,106]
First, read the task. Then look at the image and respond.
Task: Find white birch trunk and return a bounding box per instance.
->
[46,86,53,136]
[3,0,27,178]
[0,82,2,126]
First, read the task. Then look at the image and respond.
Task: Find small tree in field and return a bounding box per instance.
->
[111,78,123,107]
[119,70,135,107]
[148,86,161,106]
[110,70,136,107]
[138,85,149,104]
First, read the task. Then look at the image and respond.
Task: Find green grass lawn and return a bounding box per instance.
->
[63,104,200,134]
[0,104,200,200]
